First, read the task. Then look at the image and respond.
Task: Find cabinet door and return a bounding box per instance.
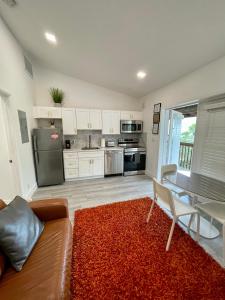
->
[33,106,62,119]
[102,111,112,134]
[120,111,131,120]
[78,158,91,177]
[48,107,62,119]
[132,111,143,120]
[89,110,102,130]
[62,108,77,135]
[111,111,120,134]
[76,109,90,130]
[92,157,104,176]
[33,107,49,118]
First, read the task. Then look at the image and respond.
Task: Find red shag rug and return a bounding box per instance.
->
[71,198,225,299]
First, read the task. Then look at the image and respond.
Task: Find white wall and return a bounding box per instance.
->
[141,55,225,177]
[0,17,36,199]
[33,64,141,111]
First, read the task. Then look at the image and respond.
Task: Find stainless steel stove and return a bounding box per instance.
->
[118,138,146,176]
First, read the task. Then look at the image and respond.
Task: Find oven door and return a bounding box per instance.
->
[124,151,146,175]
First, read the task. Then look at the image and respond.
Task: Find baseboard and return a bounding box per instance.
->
[145,169,153,178]
[24,183,37,201]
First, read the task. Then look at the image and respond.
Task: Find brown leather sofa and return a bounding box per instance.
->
[0,198,72,300]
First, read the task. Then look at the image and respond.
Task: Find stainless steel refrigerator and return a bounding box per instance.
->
[32,128,64,187]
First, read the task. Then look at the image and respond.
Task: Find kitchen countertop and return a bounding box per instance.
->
[63,147,123,152]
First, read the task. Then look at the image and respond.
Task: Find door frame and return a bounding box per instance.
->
[0,89,21,198]
[157,100,199,179]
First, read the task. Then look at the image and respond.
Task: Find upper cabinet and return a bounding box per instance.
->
[120,111,143,121]
[76,109,102,130]
[102,110,120,134]
[62,108,77,135]
[33,106,62,119]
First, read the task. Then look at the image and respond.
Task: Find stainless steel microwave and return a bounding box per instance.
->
[120,120,143,133]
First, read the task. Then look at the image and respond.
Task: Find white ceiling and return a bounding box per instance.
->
[1,0,225,98]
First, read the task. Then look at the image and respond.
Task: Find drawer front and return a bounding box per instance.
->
[63,152,78,159]
[78,150,104,159]
[65,168,78,179]
[64,159,78,169]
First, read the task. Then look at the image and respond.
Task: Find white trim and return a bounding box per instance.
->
[24,183,37,201]
[145,169,153,178]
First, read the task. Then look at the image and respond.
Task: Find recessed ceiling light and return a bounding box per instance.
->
[44,32,57,45]
[137,71,147,79]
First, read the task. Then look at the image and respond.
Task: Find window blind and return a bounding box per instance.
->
[193,101,225,182]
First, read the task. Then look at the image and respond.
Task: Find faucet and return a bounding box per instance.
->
[88,135,91,149]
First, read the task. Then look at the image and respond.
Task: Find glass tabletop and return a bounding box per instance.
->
[165,172,225,202]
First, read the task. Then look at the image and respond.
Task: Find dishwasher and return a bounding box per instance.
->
[104,149,124,176]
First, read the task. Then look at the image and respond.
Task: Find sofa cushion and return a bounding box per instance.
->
[0,200,6,278]
[0,218,72,300]
[0,196,44,271]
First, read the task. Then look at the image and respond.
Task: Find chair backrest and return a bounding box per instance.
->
[161,164,177,183]
[153,178,175,215]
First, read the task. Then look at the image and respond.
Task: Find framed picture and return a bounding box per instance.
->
[152,123,159,134]
[153,113,160,124]
[154,103,161,113]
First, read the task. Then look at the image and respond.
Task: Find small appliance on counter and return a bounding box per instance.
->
[106,140,116,147]
[101,138,106,148]
[65,139,71,149]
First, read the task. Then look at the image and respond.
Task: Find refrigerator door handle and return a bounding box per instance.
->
[33,135,38,151]
[34,151,39,165]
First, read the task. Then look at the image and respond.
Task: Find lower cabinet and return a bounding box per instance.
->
[78,151,104,178]
[63,151,79,180]
[64,150,104,180]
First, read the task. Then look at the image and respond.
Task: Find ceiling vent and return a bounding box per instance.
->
[24,56,33,79]
[2,0,17,7]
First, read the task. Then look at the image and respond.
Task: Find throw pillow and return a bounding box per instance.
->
[0,196,44,271]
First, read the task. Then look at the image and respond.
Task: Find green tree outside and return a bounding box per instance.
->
[181,123,196,143]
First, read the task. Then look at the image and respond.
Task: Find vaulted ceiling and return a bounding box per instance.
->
[1,0,225,97]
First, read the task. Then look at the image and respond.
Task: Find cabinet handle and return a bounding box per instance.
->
[90,123,92,129]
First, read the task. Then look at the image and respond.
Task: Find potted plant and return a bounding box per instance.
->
[49,87,64,107]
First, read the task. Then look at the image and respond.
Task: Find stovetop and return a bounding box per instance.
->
[118,138,146,152]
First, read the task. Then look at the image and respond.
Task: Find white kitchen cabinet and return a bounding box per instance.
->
[78,157,92,177]
[120,111,143,121]
[62,108,77,135]
[63,151,79,180]
[76,109,102,130]
[78,151,104,178]
[33,106,62,119]
[89,110,102,130]
[76,109,90,130]
[92,157,104,176]
[102,110,120,134]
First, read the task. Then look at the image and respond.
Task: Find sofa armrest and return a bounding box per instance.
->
[29,198,69,222]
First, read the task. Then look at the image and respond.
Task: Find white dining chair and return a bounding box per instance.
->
[161,164,191,199]
[147,178,200,251]
[196,201,225,265]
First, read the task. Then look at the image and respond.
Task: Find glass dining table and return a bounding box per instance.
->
[165,171,225,239]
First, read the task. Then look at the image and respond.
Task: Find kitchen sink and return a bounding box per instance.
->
[81,147,100,150]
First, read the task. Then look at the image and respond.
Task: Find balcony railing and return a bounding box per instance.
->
[179,142,194,170]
